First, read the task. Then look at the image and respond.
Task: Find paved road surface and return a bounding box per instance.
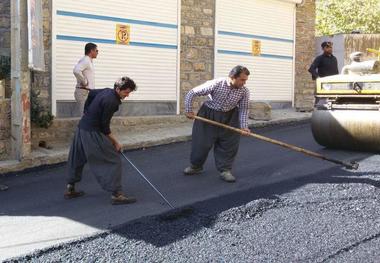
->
[1,123,378,262]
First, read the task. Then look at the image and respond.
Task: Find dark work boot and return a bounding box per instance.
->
[111,191,137,205]
[64,184,85,199]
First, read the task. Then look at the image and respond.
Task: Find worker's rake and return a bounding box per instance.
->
[121,152,194,220]
[193,115,359,170]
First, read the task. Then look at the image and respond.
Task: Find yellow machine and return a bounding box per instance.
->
[311,48,380,151]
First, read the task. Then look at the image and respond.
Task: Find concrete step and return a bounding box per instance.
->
[32,115,187,149]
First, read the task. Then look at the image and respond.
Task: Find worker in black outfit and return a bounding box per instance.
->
[64,76,137,205]
[308,41,339,80]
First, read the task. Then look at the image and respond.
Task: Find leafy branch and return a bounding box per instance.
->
[31,89,54,128]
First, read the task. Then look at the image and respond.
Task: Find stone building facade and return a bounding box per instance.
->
[32,0,52,111]
[0,0,10,98]
[0,0,10,59]
[0,0,316,160]
[0,99,10,160]
[0,0,10,160]
[294,0,316,111]
[180,0,215,112]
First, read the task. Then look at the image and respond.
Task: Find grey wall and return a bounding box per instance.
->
[315,34,345,73]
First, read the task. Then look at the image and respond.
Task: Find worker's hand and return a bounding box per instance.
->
[114,142,122,152]
[241,128,251,136]
[186,112,195,119]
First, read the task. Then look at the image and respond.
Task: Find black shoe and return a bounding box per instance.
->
[111,192,137,205]
[64,184,85,199]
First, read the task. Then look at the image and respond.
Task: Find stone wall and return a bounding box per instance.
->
[179,0,215,113]
[0,0,11,98]
[294,0,316,111]
[0,0,10,56]
[31,115,189,149]
[0,99,10,160]
[22,0,316,115]
[0,1,11,160]
[32,0,52,111]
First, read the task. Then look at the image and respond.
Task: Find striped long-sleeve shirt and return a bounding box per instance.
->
[185,77,250,128]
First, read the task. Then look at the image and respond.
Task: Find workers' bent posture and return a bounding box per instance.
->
[65,76,137,205]
[184,65,251,182]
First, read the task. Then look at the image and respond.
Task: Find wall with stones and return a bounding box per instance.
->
[0,0,11,160]
[0,0,11,98]
[179,0,215,113]
[19,0,317,115]
[0,0,10,55]
[294,0,316,111]
[32,0,52,111]
[0,99,10,160]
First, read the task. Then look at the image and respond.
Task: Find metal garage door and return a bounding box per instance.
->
[215,0,300,104]
[52,0,180,114]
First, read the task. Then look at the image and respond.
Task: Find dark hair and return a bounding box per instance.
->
[321,41,332,49]
[229,65,250,78]
[114,76,137,91]
[85,43,97,55]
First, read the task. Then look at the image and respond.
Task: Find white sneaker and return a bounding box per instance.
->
[219,170,236,182]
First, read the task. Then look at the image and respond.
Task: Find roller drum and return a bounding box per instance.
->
[311,109,380,151]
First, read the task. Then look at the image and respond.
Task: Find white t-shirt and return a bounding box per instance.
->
[73,55,95,90]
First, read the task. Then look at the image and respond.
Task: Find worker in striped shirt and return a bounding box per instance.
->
[184,65,251,182]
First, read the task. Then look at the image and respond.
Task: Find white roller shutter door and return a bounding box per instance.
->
[52,0,179,114]
[215,0,296,102]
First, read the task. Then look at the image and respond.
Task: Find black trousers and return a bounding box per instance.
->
[67,128,122,193]
[190,104,241,172]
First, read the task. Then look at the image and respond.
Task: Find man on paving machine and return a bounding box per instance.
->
[64,76,137,205]
[184,65,251,183]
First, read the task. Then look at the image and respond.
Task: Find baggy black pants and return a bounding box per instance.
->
[190,104,241,172]
[67,128,122,193]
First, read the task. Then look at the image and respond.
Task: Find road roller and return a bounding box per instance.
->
[311,49,380,151]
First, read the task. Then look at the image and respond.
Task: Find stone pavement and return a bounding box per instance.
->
[0,109,311,175]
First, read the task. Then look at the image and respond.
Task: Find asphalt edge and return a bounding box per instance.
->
[0,116,311,177]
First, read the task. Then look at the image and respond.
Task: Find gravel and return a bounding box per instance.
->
[6,155,380,263]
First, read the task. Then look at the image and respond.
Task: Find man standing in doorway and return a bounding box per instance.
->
[184,65,251,183]
[73,42,98,115]
[64,76,137,205]
[308,41,339,80]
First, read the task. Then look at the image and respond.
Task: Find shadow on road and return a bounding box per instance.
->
[107,162,380,248]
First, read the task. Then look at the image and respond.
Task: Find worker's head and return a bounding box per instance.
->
[114,76,137,99]
[321,41,333,55]
[85,43,98,59]
[229,65,250,88]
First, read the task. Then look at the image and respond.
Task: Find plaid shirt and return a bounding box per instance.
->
[185,78,250,128]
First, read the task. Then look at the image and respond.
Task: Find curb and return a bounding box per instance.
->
[0,116,311,176]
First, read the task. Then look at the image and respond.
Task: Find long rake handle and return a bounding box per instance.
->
[193,115,359,170]
[121,152,175,209]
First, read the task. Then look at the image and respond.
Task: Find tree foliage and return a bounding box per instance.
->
[31,89,54,128]
[316,0,380,36]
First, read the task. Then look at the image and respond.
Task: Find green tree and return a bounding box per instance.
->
[316,0,380,36]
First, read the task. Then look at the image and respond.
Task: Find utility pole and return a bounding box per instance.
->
[11,0,31,160]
